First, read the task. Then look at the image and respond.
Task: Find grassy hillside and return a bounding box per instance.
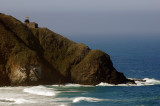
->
[0,13,133,86]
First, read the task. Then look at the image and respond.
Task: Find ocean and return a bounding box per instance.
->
[0,34,160,106]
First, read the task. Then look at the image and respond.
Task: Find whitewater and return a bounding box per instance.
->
[0,78,160,106]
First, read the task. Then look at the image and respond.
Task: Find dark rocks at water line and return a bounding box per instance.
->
[133,79,146,82]
[0,13,135,86]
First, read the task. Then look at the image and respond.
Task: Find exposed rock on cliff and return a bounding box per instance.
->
[0,13,134,86]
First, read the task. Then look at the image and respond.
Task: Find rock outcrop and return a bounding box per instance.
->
[0,13,134,86]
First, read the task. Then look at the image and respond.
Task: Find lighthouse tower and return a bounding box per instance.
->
[24,16,30,25]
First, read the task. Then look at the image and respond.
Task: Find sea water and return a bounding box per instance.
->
[0,34,160,106]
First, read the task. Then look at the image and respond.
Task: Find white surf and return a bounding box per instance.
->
[23,85,57,96]
[97,78,160,86]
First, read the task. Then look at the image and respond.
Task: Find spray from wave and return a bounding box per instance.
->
[96,78,160,86]
[134,78,160,86]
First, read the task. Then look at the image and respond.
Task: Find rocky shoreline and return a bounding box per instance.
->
[0,13,135,86]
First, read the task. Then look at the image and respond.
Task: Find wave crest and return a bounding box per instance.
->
[72,97,105,103]
[97,78,160,86]
[23,85,57,96]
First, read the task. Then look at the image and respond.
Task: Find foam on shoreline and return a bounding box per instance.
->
[23,85,57,96]
[97,78,160,86]
[0,98,35,104]
[72,97,107,103]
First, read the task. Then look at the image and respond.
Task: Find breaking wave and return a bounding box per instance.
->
[0,98,35,104]
[52,83,93,87]
[23,85,57,96]
[72,97,108,103]
[134,78,160,86]
[97,78,160,86]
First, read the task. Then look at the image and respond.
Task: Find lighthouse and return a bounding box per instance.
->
[24,16,38,28]
[24,16,30,24]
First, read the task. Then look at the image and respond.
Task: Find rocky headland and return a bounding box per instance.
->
[0,13,135,86]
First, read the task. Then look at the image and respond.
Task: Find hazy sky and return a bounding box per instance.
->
[1,0,160,36]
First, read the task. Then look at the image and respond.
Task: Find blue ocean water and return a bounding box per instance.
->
[0,34,160,106]
[66,34,160,106]
[70,34,160,80]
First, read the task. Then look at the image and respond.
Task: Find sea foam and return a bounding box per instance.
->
[135,78,160,86]
[52,83,93,87]
[0,98,35,104]
[72,97,105,103]
[97,78,160,86]
[23,85,57,96]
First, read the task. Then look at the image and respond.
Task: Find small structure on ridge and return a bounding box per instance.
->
[24,16,38,28]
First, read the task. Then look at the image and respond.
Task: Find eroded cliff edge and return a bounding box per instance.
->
[0,13,134,86]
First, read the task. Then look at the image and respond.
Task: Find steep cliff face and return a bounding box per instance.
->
[0,13,67,86]
[0,13,133,86]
